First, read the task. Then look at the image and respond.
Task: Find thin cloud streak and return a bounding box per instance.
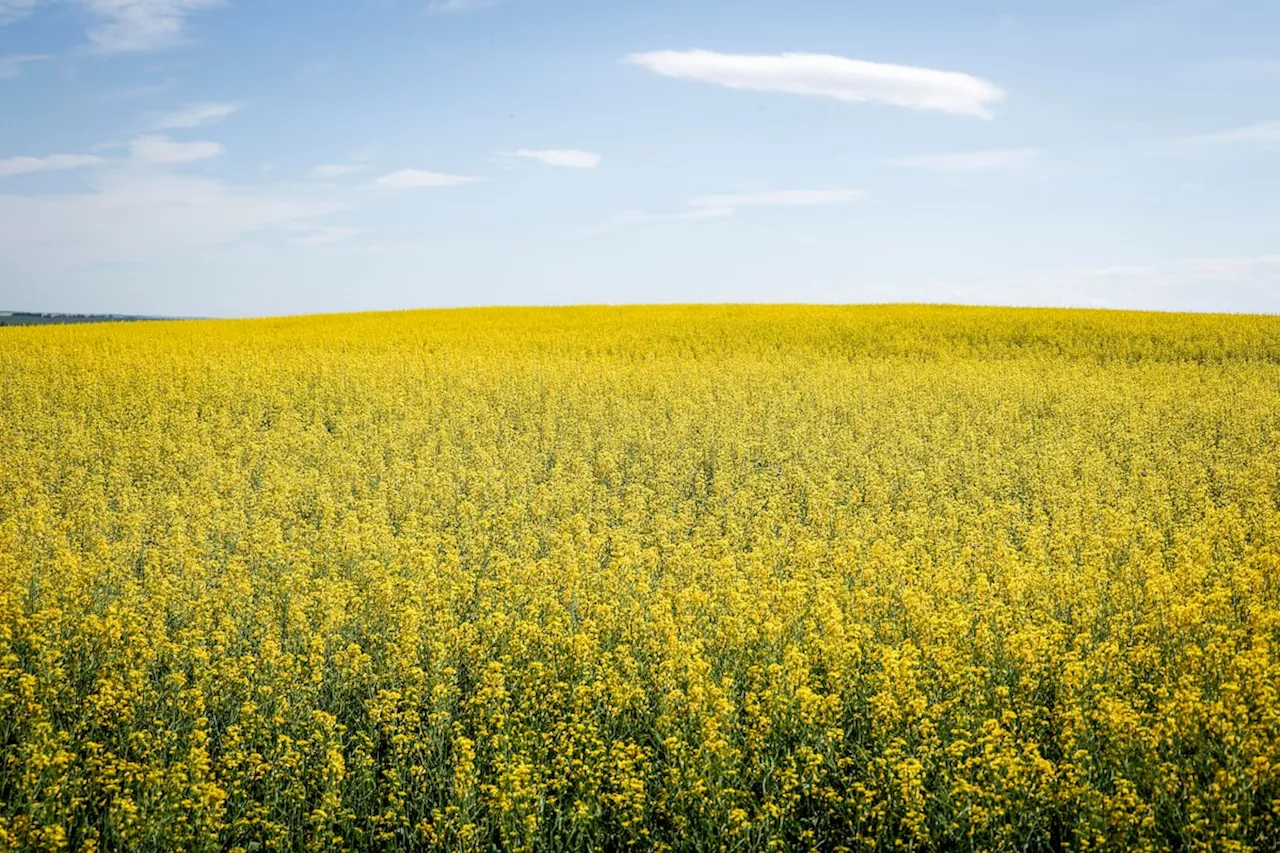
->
[129,135,224,164]
[0,53,52,79]
[515,149,601,169]
[373,169,480,189]
[626,50,1004,117]
[149,101,242,130]
[0,153,104,178]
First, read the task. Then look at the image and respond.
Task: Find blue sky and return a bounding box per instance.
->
[1,0,1278,317]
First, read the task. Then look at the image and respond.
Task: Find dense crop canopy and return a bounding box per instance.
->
[2,305,1280,852]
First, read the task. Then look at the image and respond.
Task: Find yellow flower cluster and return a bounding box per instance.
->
[2,305,1280,852]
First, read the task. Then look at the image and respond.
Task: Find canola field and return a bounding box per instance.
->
[3,305,1280,853]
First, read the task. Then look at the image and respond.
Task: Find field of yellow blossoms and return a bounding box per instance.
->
[3,305,1280,853]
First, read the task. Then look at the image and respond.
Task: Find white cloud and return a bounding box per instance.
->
[625,50,1004,117]
[129,134,223,164]
[428,0,504,13]
[885,147,1040,171]
[514,149,601,169]
[0,53,52,79]
[314,163,369,178]
[0,169,343,266]
[83,0,224,54]
[149,101,241,130]
[373,169,479,189]
[1182,121,1280,145]
[0,153,104,178]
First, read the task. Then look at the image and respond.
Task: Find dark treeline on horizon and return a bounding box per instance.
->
[0,312,169,327]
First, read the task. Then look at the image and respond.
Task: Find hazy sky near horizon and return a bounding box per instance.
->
[1,0,1278,317]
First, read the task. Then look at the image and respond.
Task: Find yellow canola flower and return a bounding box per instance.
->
[2,305,1280,851]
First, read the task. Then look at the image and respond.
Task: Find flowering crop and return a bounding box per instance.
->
[2,305,1280,852]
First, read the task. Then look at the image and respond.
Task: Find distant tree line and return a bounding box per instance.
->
[0,312,164,327]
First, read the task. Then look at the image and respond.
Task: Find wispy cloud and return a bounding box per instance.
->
[129,134,223,164]
[0,170,343,266]
[0,0,44,26]
[0,153,104,178]
[313,163,369,178]
[0,53,52,79]
[625,50,1004,117]
[514,149,601,169]
[373,169,480,189]
[148,101,241,130]
[427,0,505,13]
[1182,121,1280,145]
[885,147,1040,171]
[3,2,223,54]
[83,0,225,54]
